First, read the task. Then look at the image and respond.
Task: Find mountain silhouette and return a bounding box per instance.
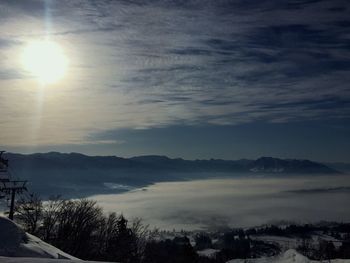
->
[3,152,339,197]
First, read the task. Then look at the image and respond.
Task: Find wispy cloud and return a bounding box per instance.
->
[0,0,349,147]
[285,186,350,194]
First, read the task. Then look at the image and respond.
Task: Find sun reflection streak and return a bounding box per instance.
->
[23,0,69,146]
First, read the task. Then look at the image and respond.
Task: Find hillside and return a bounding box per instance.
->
[1,216,349,263]
[0,258,103,263]
[0,216,113,262]
[227,249,350,263]
[0,216,77,259]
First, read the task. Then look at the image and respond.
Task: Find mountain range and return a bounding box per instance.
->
[1,152,341,197]
[5,152,339,174]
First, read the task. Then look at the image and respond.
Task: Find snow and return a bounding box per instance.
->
[197,248,220,258]
[226,249,350,263]
[251,233,345,251]
[0,257,106,263]
[19,233,79,259]
[251,235,299,250]
[0,216,114,262]
[0,216,78,260]
[1,216,349,263]
[0,216,25,256]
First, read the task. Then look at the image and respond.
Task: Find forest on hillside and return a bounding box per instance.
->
[13,195,350,263]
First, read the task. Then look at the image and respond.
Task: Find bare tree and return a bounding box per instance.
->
[14,196,155,262]
[131,217,157,261]
[15,193,43,235]
[41,195,66,241]
[54,199,104,258]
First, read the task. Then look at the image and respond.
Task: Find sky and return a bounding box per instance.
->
[0,0,350,162]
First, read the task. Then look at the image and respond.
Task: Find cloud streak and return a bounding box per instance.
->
[0,0,349,148]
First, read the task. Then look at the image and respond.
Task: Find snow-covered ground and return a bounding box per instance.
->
[1,215,349,263]
[197,248,220,258]
[0,257,107,263]
[251,235,299,250]
[0,216,111,262]
[0,216,77,259]
[227,249,350,263]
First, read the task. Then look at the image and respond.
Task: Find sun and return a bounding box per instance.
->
[21,40,68,84]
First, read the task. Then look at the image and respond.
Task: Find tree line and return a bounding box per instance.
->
[13,194,350,262]
[14,195,153,262]
[12,194,257,262]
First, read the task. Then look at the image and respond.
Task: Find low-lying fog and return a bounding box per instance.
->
[91,174,350,230]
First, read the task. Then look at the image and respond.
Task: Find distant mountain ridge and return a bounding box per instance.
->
[1,152,340,197]
[5,152,339,174]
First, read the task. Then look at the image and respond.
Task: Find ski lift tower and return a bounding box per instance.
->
[0,151,10,198]
[0,151,9,182]
[0,151,27,220]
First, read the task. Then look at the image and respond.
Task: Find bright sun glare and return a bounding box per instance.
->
[21,40,68,84]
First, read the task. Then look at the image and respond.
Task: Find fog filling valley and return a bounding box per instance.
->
[91,175,350,230]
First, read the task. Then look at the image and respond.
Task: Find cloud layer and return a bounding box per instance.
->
[0,0,349,148]
[92,175,350,230]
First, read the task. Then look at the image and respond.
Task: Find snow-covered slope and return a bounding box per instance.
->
[0,216,77,260]
[0,257,104,263]
[197,248,220,258]
[227,249,350,263]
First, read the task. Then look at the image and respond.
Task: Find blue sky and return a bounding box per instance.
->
[1,0,350,162]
